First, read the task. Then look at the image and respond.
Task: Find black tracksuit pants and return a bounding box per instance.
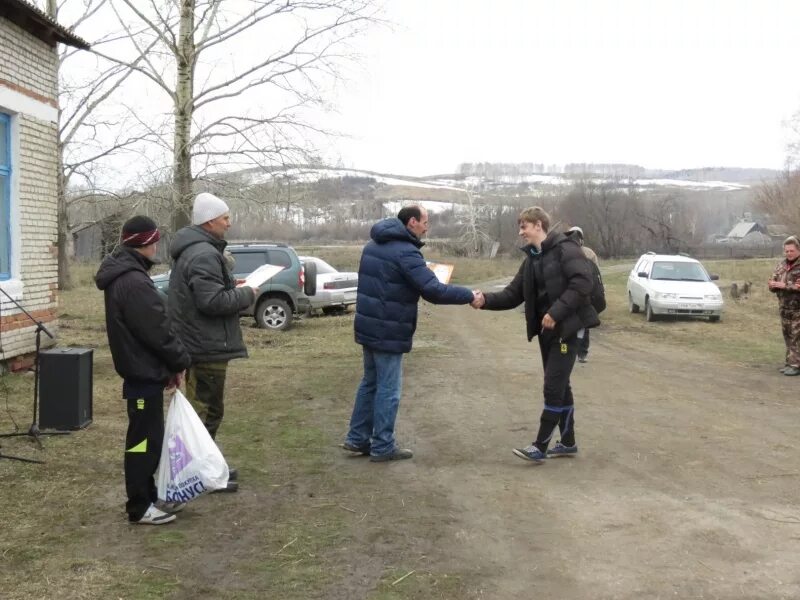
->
[125,392,164,521]
[534,331,577,450]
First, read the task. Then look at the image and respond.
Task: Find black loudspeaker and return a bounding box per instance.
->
[39,347,93,430]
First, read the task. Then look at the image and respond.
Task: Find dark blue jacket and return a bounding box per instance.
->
[354,218,474,353]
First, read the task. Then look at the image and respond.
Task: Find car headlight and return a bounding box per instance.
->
[704,294,722,300]
[656,292,678,299]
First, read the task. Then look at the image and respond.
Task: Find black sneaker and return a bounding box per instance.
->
[370,448,413,462]
[546,441,578,457]
[577,354,587,363]
[228,468,238,481]
[212,481,239,493]
[341,442,370,456]
[155,500,186,514]
[512,445,546,462]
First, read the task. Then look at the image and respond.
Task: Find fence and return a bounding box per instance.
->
[684,242,785,260]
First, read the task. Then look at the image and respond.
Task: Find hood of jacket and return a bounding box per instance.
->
[370,218,424,248]
[95,247,154,290]
[541,230,571,253]
[170,225,227,261]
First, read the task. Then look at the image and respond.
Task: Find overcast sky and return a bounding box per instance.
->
[323,0,800,175]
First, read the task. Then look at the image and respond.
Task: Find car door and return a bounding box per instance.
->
[631,259,650,306]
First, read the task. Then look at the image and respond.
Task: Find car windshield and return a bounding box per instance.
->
[651,261,708,282]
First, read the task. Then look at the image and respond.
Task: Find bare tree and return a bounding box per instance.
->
[559,179,642,257]
[755,170,800,233]
[636,194,687,254]
[47,0,162,288]
[91,0,381,231]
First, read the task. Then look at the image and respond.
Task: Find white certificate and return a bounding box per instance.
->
[240,264,284,288]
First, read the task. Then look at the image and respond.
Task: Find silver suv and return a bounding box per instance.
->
[626,252,723,322]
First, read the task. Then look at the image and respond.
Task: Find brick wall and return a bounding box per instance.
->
[0,19,58,103]
[0,19,60,366]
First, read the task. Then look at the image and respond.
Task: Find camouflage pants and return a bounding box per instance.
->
[185,361,229,439]
[780,310,800,368]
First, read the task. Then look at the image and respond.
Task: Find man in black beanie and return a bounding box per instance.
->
[96,216,191,525]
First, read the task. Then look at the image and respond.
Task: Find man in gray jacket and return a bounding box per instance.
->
[168,193,257,492]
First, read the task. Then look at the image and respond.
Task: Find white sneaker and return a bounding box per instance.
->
[135,504,176,525]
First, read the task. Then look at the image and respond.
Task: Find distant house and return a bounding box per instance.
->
[0,0,88,368]
[724,220,767,240]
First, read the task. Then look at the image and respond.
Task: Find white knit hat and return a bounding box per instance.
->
[568,226,584,237]
[192,192,230,225]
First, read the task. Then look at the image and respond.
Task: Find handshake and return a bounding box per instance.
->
[470,289,485,309]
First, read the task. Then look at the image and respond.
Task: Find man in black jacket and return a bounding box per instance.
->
[472,207,599,462]
[168,193,257,492]
[96,216,191,524]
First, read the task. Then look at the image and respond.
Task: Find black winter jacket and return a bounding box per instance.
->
[482,231,600,340]
[167,226,255,363]
[95,247,191,385]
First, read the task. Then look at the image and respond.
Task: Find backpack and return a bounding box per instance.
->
[588,260,606,314]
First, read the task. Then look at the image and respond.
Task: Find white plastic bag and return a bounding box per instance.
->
[156,389,229,502]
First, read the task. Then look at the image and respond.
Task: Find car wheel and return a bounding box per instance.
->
[255,298,293,331]
[709,315,720,322]
[645,299,657,322]
[628,292,640,313]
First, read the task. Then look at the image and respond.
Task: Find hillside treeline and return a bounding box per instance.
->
[70,174,761,260]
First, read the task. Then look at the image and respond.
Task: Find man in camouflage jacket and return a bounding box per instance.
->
[768,236,800,376]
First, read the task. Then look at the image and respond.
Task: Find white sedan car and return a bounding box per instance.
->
[299,256,358,315]
[627,253,724,322]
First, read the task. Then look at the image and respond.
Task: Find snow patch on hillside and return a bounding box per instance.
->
[245,167,750,193]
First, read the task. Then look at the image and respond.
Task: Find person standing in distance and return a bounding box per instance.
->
[168,193,258,491]
[566,226,599,363]
[768,235,800,376]
[96,216,191,525]
[343,205,480,462]
[472,207,599,462]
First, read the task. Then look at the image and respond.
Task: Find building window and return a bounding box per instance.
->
[0,112,10,280]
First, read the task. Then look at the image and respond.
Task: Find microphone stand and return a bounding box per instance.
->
[0,285,69,461]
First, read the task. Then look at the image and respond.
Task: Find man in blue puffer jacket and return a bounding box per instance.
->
[343,205,478,462]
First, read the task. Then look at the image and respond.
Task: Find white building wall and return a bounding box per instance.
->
[0,17,60,367]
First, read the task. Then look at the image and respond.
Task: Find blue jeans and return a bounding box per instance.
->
[345,347,404,457]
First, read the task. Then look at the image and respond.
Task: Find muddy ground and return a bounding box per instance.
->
[336,298,800,599]
[4,285,799,599]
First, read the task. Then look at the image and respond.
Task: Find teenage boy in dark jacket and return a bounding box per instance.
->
[96,216,191,525]
[472,207,599,462]
[343,205,478,462]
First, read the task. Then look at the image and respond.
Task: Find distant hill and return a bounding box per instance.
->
[233,164,769,194]
[644,167,780,184]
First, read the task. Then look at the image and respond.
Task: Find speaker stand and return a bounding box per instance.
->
[0,442,44,464]
[0,290,69,461]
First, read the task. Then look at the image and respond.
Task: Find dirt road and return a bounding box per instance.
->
[349,299,800,598]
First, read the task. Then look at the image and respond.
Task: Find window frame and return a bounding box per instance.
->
[0,112,10,281]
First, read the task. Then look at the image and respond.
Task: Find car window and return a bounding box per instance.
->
[267,250,292,268]
[651,261,708,281]
[312,259,336,274]
[233,251,268,274]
